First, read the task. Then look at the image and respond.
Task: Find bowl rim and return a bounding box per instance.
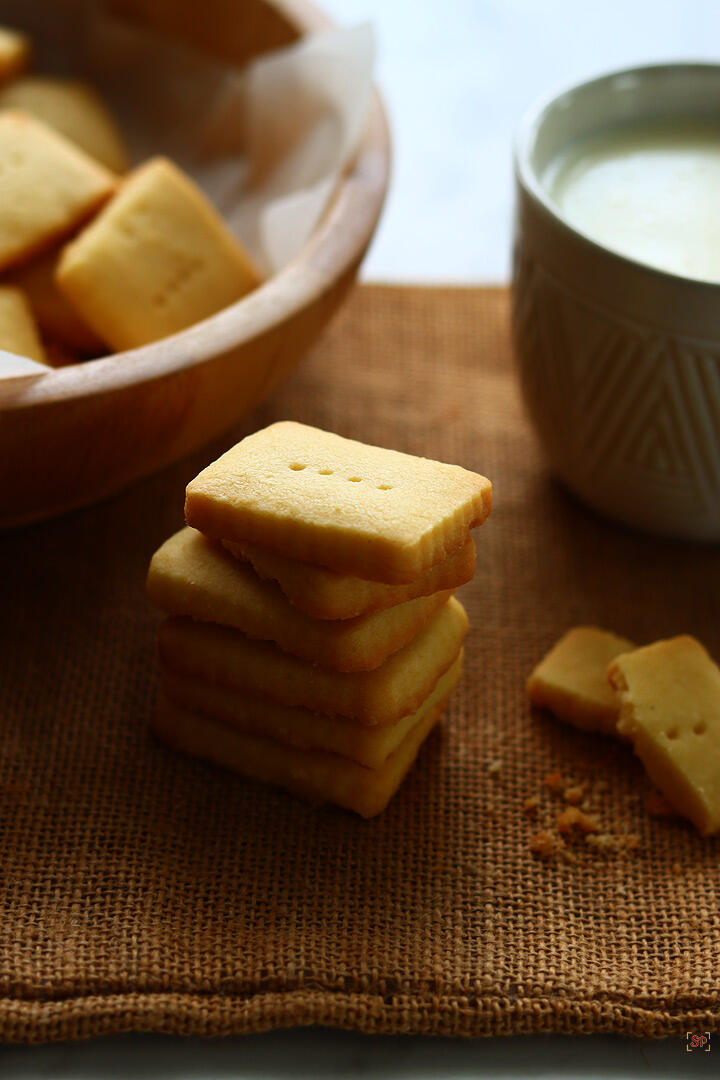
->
[6,0,391,412]
[514,60,720,293]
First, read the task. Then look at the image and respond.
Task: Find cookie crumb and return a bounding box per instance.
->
[523,795,540,818]
[616,884,627,895]
[544,771,564,795]
[529,830,557,858]
[556,806,601,835]
[585,832,616,850]
[563,783,586,805]
[487,759,502,777]
[585,832,641,853]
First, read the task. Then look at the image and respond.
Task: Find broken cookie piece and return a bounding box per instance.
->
[527,626,634,735]
[609,636,720,836]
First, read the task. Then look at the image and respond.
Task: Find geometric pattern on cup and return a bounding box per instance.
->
[512,249,720,539]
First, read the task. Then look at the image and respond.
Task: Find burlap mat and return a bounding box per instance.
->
[2,285,719,1044]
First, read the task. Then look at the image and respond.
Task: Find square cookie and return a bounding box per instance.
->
[56,156,262,350]
[224,535,476,620]
[160,650,463,769]
[608,636,720,836]
[158,596,468,725]
[7,247,104,352]
[185,422,492,583]
[147,527,451,672]
[0,77,128,172]
[527,626,635,735]
[0,111,116,271]
[153,679,447,818]
[0,285,46,364]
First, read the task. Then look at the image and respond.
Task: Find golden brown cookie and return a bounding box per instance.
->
[152,676,450,818]
[0,284,45,364]
[185,422,492,583]
[161,650,463,769]
[527,626,634,735]
[0,77,128,172]
[158,596,469,725]
[0,111,116,271]
[224,535,476,620]
[6,246,104,353]
[609,636,720,836]
[56,157,261,350]
[147,527,451,672]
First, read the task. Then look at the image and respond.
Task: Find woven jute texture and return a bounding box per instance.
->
[2,285,719,1044]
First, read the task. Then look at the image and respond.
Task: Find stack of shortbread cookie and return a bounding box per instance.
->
[147,421,492,817]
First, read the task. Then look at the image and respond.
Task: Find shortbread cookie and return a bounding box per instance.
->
[147,527,450,672]
[0,111,116,271]
[0,28,30,84]
[185,422,492,583]
[153,680,448,818]
[609,636,720,836]
[527,626,634,735]
[161,650,463,769]
[7,247,104,352]
[224,535,476,620]
[159,596,468,725]
[0,77,128,172]
[56,157,262,351]
[0,285,46,364]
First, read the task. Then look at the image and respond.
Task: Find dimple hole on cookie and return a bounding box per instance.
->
[318,468,333,475]
[693,721,707,736]
[348,476,362,483]
[377,484,393,490]
[666,728,679,740]
[288,463,307,471]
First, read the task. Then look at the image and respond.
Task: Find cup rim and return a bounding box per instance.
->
[514,60,720,293]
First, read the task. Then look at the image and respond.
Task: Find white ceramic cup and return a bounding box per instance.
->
[512,63,720,541]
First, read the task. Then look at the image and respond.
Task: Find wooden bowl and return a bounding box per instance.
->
[0,0,390,529]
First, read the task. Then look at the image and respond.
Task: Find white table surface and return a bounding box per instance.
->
[4,1,720,1075]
